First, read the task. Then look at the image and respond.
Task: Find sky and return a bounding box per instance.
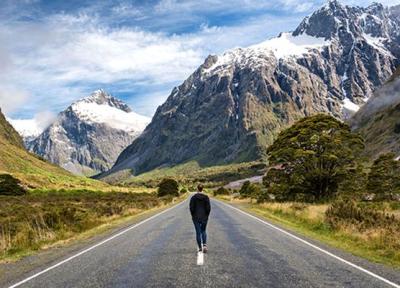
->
[0,0,399,122]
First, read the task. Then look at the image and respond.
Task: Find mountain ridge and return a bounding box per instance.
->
[102,1,400,178]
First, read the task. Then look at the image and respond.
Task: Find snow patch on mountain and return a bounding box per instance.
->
[342,98,360,112]
[251,32,330,59]
[71,101,150,135]
[203,32,330,75]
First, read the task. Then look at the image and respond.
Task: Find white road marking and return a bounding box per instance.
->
[197,251,204,265]
[217,200,400,288]
[8,200,187,288]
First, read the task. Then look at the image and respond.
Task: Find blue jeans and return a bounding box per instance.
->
[193,219,208,249]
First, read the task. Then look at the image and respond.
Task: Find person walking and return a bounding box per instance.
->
[190,184,211,253]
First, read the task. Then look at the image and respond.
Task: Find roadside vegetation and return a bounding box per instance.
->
[0,188,182,262]
[215,114,400,267]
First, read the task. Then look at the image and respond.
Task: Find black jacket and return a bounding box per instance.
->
[190,193,211,221]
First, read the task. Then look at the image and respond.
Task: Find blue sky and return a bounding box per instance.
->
[0,0,399,122]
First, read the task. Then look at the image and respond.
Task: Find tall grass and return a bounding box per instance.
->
[0,190,171,260]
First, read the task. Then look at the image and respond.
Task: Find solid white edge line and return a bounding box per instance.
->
[8,199,188,288]
[216,200,400,288]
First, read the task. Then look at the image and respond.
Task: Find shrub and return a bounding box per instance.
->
[239,181,261,198]
[180,188,188,194]
[0,174,27,196]
[325,201,398,231]
[157,178,179,197]
[214,186,230,196]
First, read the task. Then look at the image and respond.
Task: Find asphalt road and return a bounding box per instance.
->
[3,197,400,288]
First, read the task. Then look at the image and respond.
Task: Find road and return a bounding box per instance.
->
[224,175,263,189]
[3,197,400,288]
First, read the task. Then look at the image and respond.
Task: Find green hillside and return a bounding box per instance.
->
[0,108,24,149]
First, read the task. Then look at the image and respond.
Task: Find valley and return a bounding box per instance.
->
[1,0,400,287]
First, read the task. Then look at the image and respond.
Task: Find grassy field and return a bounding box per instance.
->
[117,161,266,188]
[0,189,183,262]
[0,135,113,190]
[217,196,400,267]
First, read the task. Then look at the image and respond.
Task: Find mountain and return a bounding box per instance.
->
[104,1,400,177]
[29,90,150,175]
[351,67,400,159]
[0,108,109,189]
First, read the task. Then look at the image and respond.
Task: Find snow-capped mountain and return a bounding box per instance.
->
[102,1,400,177]
[29,90,150,175]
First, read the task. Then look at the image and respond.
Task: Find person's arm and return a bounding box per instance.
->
[190,196,195,217]
[205,196,211,216]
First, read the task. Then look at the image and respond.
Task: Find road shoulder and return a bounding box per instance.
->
[0,195,188,287]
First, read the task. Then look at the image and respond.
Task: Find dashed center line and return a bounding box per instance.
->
[197,252,204,265]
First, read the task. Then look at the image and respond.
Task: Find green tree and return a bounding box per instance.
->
[239,181,261,199]
[0,174,27,196]
[263,114,364,201]
[214,186,230,196]
[366,153,400,199]
[337,163,367,200]
[157,178,179,197]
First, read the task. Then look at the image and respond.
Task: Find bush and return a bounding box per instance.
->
[180,188,188,194]
[325,201,398,231]
[239,181,261,198]
[214,186,230,196]
[0,174,27,196]
[157,178,179,197]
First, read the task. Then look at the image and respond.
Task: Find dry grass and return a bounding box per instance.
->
[0,190,177,261]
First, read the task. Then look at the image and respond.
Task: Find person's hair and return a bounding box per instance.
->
[197,184,203,192]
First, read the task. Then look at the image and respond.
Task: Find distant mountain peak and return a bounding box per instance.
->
[78,89,132,113]
[28,90,150,175]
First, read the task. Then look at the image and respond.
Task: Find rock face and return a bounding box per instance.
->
[30,90,150,175]
[351,68,400,159]
[106,1,400,176]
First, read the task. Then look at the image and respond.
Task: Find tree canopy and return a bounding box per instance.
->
[367,153,400,199]
[262,114,364,201]
[157,178,179,197]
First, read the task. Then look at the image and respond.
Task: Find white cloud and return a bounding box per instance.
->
[1,0,398,119]
[0,10,299,118]
[0,85,30,114]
